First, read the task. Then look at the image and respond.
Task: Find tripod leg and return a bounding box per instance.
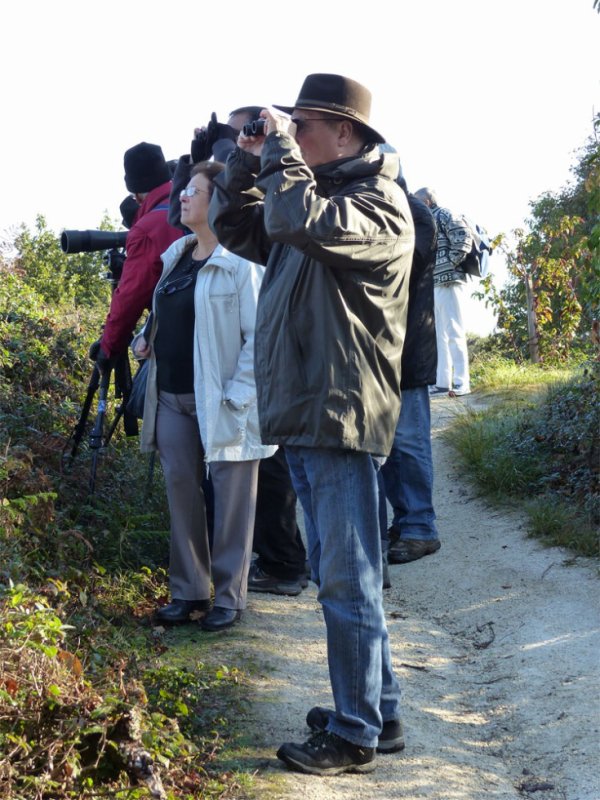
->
[89,451,100,495]
[113,351,138,437]
[87,367,111,495]
[62,365,100,470]
[105,406,125,445]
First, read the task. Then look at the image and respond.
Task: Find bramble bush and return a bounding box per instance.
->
[0,219,250,799]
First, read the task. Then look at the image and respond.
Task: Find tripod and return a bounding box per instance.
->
[62,349,141,494]
[60,246,157,495]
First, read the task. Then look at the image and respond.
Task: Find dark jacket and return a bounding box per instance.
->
[209,135,414,456]
[101,182,182,357]
[168,140,238,230]
[168,156,194,230]
[401,194,437,389]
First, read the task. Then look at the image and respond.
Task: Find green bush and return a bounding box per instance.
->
[0,221,249,799]
[12,215,111,309]
[451,365,599,556]
[467,334,582,394]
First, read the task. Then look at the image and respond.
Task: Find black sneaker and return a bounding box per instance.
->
[306,706,405,753]
[247,562,303,596]
[277,730,376,775]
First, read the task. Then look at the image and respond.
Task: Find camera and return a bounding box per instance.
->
[60,229,128,284]
[60,229,128,254]
[242,118,266,137]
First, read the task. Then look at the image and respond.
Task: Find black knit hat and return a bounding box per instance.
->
[274,73,385,144]
[123,142,171,193]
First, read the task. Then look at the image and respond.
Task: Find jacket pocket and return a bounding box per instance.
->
[208,292,240,380]
[211,401,247,450]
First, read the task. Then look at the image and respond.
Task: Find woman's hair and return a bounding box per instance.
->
[190,160,225,179]
[190,160,225,195]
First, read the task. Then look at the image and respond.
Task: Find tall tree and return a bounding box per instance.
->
[478,117,599,363]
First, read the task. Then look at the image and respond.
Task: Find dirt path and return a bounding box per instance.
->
[208,395,600,800]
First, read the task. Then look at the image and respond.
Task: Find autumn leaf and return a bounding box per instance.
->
[57,649,83,678]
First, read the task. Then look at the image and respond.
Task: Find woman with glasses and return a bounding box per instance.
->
[133,160,275,631]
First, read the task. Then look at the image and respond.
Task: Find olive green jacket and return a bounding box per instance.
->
[209,134,414,456]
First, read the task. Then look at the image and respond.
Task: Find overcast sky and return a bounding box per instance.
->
[1,0,598,333]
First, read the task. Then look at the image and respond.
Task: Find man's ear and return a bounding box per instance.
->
[338,119,354,145]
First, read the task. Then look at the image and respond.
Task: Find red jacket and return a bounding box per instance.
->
[100,182,183,357]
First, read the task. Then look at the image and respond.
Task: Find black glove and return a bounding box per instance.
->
[191,113,238,163]
[191,128,209,163]
[205,112,238,152]
[89,340,114,374]
[89,339,101,361]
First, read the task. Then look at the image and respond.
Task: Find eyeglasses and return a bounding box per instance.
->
[179,186,209,199]
[157,272,197,296]
[291,117,340,133]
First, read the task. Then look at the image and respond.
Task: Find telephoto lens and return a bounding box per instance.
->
[242,118,266,136]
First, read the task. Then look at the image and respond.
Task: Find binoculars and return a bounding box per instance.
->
[242,119,266,137]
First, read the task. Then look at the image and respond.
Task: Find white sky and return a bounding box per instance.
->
[1,0,598,333]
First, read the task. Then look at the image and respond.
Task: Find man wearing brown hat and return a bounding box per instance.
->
[94,142,182,371]
[209,73,414,775]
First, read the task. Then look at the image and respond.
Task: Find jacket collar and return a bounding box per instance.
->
[135,181,172,221]
[166,236,235,272]
[313,143,399,185]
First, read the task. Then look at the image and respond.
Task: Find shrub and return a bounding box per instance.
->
[0,221,249,798]
[451,364,599,556]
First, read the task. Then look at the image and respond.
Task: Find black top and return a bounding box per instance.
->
[153,248,207,393]
[401,194,438,389]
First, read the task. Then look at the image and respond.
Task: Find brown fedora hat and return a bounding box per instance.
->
[274,73,385,143]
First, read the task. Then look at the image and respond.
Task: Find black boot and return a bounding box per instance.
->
[200,606,241,631]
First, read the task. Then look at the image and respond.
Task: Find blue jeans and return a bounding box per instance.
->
[285,446,402,748]
[380,387,438,542]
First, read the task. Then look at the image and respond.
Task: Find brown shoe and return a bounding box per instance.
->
[388,539,441,564]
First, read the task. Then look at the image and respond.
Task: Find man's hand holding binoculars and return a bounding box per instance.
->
[237,109,296,156]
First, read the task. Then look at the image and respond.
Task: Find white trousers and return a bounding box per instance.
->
[434,282,470,392]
